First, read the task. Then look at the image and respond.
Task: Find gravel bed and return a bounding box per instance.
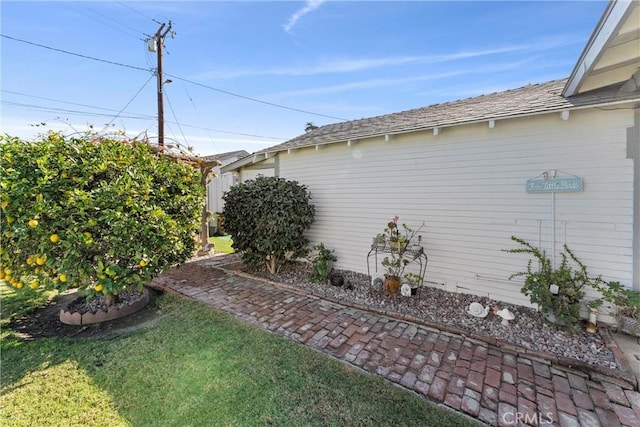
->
[68,289,146,314]
[248,261,618,370]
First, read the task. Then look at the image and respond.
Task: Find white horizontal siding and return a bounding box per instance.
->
[240,157,276,178]
[276,108,635,307]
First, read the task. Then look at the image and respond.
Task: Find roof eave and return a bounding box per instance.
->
[563,0,636,97]
[261,98,637,158]
[220,152,268,174]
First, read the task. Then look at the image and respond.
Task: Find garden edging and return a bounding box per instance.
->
[60,287,150,325]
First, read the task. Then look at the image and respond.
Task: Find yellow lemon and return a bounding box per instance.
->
[61,172,69,179]
[26,256,35,265]
[0,201,8,209]
[58,274,67,283]
[36,257,46,266]
[4,268,12,276]
[28,219,38,228]
[139,259,148,267]
[0,270,4,280]
[5,231,12,238]
[15,282,23,289]
[30,280,39,289]
[34,267,41,274]
[83,232,92,239]
[50,234,59,243]
[95,284,103,292]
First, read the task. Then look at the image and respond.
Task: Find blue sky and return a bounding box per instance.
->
[1,1,608,156]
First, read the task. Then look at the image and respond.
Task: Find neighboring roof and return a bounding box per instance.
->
[204,150,249,163]
[564,0,640,96]
[253,78,639,155]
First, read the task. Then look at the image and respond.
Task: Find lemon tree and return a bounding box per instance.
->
[0,133,204,303]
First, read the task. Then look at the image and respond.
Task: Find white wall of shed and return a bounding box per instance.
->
[276,107,635,311]
[206,166,237,214]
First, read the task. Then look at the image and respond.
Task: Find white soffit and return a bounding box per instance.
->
[563,0,640,96]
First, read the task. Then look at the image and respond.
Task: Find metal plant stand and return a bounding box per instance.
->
[366,243,428,286]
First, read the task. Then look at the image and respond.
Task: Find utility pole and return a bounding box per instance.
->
[150,21,173,150]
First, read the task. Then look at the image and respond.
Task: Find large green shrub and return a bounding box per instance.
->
[0,133,204,301]
[222,176,315,274]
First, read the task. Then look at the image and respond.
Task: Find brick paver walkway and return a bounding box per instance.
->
[150,256,640,427]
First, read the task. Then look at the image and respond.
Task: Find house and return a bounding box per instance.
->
[223,0,640,308]
[204,150,249,215]
[204,150,248,234]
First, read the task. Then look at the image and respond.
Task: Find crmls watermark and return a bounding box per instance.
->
[501,411,554,425]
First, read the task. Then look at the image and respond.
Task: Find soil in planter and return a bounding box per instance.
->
[65,289,145,315]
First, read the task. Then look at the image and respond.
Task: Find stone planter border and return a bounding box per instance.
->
[60,287,150,325]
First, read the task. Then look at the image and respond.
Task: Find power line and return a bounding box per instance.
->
[2,34,350,122]
[184,86,219,152]
[61,2,145,41]
[1,34,151,72]
[1,101,153,121]
[1,96,286,140]
[176,122,285,140]
[165,73,349,121]
[163,90,188,147]
[0,89,155,118]
[77,3,145,37]
[117,1,162,25]
[103,74,155,130]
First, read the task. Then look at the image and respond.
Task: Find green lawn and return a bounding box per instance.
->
[1,283,479,427]
[209,234,234,254]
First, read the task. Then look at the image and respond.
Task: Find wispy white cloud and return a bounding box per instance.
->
[270,71,470,98]
[192,35,584,80]
[283,0,326,33]
[265,58,538,99]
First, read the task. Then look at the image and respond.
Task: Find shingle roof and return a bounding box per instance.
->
[261,78,639,154]
[203,150,249,162]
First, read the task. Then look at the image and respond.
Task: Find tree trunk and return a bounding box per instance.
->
[198,160,216,248]
[103,293,119,307]
[266,256,277,275]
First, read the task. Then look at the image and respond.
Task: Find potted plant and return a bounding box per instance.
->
[309,243,337,284]
[591,281,640,337]
[329,271,345,287]
[379,216,424,293]
[617,295,640,336]
[504,236,606,331]
[403,272,423,295]
[384,215,413,250]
